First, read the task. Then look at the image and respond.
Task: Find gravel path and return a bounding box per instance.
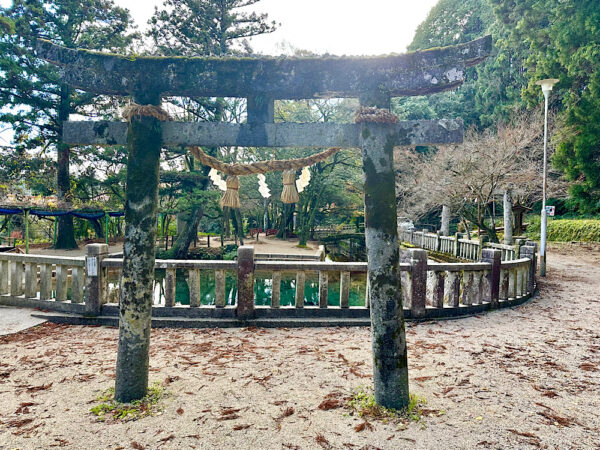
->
[0,244,598,449]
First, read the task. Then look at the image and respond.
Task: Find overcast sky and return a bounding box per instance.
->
[114,0,438,56]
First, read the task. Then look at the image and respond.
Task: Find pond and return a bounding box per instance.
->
[108,269,368,307]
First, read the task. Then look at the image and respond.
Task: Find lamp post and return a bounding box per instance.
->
[535,78,559,277]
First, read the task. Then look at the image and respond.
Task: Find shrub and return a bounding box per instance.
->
[526,217,600,242]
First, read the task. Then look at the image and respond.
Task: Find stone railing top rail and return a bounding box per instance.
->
[458,238,480,244]
[101,258,237,270]
[485,242,518,251]
[500,258,531,268]
[36,36,491,99]
[427,262,491,272]
[0,253,85,266]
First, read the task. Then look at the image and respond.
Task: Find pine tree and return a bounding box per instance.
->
[147,0,277,258]
[0,0,137,248]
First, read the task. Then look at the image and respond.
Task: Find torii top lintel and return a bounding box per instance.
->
[36,36,491,100]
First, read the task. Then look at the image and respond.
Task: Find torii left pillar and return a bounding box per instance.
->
[114,91,162,402]
[359,95,409,410]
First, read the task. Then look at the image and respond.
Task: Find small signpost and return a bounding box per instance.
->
[545,205,555,217]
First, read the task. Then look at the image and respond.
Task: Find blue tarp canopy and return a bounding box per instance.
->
[0,209,125,218]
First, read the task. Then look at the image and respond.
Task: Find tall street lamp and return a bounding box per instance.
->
[535,78,559,277]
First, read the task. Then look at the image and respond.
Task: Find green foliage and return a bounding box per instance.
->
[397,0,526,129]
[0,15,14,35]
[347,386,427,423]
[526,217,600,242]
[0,0,137,153]
[490,0,600,214]
[148,0,277,56]
[90,383,167,422]
[0,0,137,247]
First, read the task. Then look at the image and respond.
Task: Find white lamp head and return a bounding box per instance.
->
[536,78,559,96]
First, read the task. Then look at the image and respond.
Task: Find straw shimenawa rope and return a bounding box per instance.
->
[188,146,341,176]
[119,104,345,206]
[354,106,399,124]
[281,170,299,204]
[220,175,241,208]
[122,104,173,122]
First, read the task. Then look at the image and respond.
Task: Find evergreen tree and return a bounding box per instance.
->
[147,0,277,258]
[0,0,137,248]
[491,0,600,214]
[398,0,527,129]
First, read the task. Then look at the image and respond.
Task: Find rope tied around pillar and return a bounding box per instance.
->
[354,106,399,124]
[122,103,173,122]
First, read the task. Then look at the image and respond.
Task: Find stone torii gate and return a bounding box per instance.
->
[37,36,491,407]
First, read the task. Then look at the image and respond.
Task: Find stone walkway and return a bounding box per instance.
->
[0,306,46,336]
[18,235,321,258]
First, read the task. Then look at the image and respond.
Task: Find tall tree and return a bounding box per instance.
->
[0,0,137,248]
[491,0,600,214]
[148,0,277,258]
[398,0,527,129]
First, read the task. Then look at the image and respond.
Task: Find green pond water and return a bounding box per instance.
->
[149,269,367,307]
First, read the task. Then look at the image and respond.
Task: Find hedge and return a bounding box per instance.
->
[526,217,600,242]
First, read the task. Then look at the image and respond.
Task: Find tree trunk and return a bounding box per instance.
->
[87,218,104,239]
[55,84,77,249]
[168,206,204,259]
[114,91,162,403]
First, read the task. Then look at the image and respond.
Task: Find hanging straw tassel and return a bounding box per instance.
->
[281,170,299,204]
[220,175,241,209]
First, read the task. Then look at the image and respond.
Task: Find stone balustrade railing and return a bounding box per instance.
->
[399,229,524,262]
[0,253,85,313]
[0,242,536,326]
[312,225,360,237]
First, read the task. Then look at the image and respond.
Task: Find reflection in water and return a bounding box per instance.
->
[106,269,367,307]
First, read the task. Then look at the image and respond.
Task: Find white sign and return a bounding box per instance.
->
[545,205,555,217]
[86,257,98,276]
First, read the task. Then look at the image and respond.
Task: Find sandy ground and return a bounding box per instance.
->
[0,244,599,449]
[22,234,320,258]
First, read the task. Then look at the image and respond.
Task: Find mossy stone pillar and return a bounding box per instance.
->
[359,96,409,410]
[441,205,450,237]
[114,91,162,403]
[503,189,513,244]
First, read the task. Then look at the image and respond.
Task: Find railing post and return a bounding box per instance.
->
[236,245,255,320]
[478,235,487,261]
[340,271,350,308]
[272,271,281,308]
[421,228,427,248]
[409,249,427,317]
[481,248,501,307]
[24,263,37,298]
[435,231,441,252]
[520,244,537,294]
[188,269,200,307]
[85,244,108,315]
[164,269,176,307]
[453,232,459,257]
[295,271,305,308]
[515,238,525,258]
